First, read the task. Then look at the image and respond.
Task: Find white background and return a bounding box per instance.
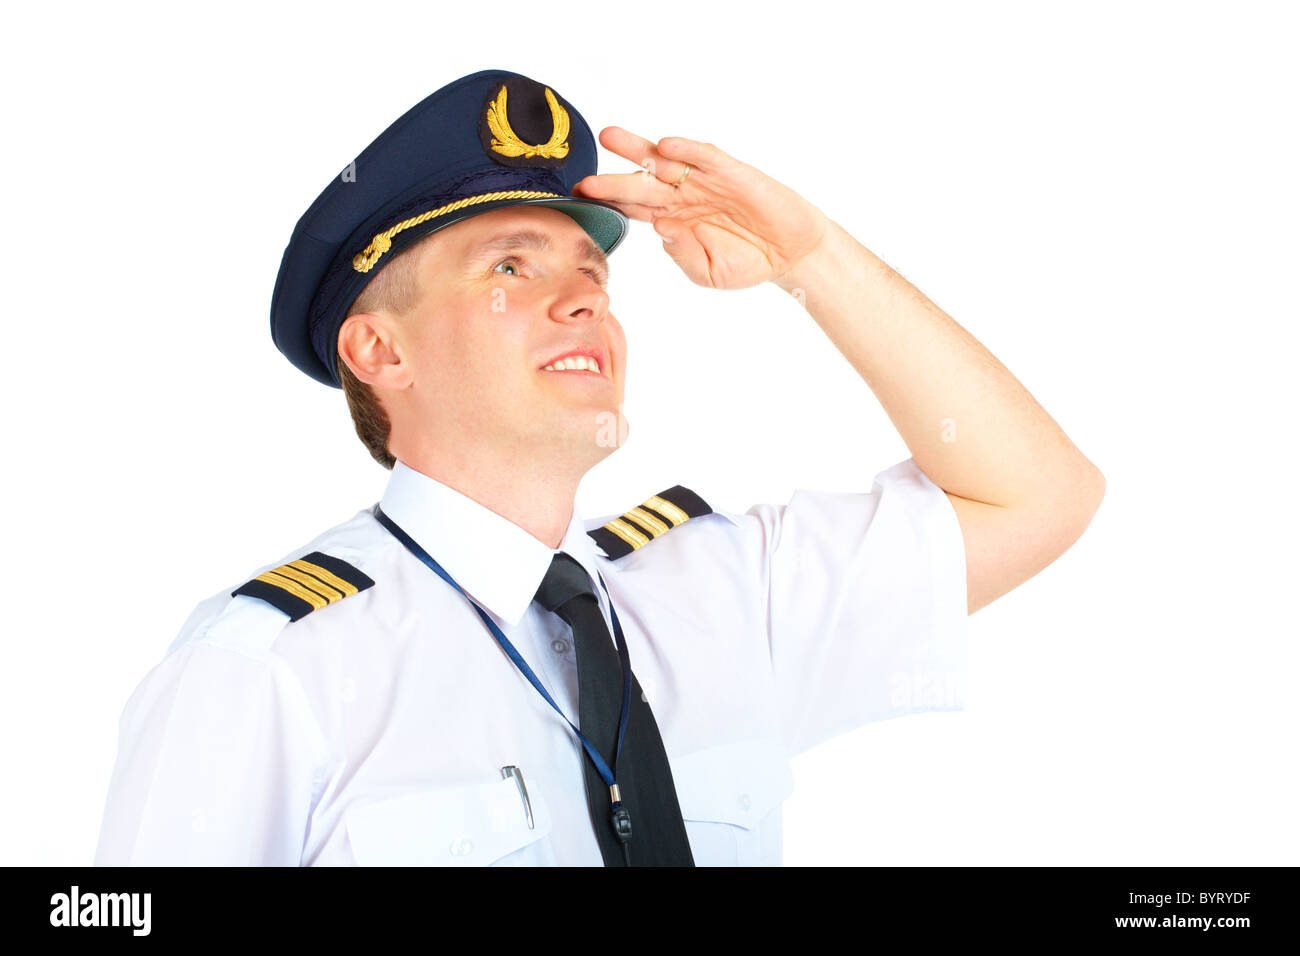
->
[3,0,1296,866]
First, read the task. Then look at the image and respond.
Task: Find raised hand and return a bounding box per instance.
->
[572,127,831,291]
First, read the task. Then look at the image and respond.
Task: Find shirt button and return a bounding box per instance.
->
[551,639,569,654]
[449,838,474,857]
[738,793,752,812]
[641,691,649,703]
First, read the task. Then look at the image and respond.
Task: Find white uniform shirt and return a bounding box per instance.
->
[94,456,968,866]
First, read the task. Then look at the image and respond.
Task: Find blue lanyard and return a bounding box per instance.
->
[372,506,632,795]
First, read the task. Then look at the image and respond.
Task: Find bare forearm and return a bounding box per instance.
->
[773,218,1101,510]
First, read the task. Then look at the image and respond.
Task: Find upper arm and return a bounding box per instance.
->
[944,468,1105,615]
[95,610,328,866]
[749,458,971,756]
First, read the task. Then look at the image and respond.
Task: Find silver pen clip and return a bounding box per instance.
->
[501,765,535,830]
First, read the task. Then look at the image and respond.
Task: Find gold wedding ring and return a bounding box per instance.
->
[674,162,692,186]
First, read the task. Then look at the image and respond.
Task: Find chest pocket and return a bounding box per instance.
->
[345,773,553,866]
[670,737,796,866]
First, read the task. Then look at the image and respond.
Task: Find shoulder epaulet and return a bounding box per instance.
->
[587,485,712,559]
[231,551,375,622]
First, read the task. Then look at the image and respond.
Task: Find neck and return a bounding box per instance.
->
[394,444,585,550]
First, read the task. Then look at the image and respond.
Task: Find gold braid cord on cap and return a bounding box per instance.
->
[352,189,563,273]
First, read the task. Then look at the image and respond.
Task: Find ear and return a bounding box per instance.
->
[337,313,411,391]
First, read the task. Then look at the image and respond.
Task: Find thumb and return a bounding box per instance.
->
[651,216,710,286]
[653,216,681,245]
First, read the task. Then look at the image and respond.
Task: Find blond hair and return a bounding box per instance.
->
[337,233,439,469]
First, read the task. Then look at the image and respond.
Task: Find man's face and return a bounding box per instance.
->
[392,205,627,467]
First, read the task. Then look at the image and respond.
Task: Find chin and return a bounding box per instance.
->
[534,412,629,463]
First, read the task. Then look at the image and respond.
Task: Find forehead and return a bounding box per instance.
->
[410,204,611,292]
[435,205,594,253]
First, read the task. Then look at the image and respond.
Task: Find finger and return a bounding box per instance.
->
[654,136,735,175]
[602,200,661,224]
[573,170,678,210]
[598,126,693,187]
[570,180,660,223]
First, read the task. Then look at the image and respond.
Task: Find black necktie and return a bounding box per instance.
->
[532,552,695,867]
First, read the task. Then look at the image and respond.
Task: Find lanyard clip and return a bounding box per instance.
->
[610,805,632,844]
[608,784,632,845]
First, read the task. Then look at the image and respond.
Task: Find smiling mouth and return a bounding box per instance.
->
[540,366,607,381]
[541,354,602,374]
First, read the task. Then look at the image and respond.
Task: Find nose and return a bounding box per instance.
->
[549,271,610,326]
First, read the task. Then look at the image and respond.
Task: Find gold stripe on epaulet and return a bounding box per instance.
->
[624,506,670,537]
[288,558,359,597]
[256,569,331,610]
[233,551,376,622]
[642,494,690,526]
[588,485,713,559]
[604,517,651,550]
[270,563,344,601]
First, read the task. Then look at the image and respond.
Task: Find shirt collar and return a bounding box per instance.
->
[378,460,607,629]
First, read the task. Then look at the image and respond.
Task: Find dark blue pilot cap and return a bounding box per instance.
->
[270,69,630,388]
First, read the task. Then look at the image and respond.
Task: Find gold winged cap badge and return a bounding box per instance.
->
[486,85,571,159]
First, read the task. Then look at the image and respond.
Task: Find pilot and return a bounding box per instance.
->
[93,68,1104,866]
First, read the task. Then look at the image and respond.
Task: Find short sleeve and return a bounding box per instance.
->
[748,457,969,758]
[93,609,330,866]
